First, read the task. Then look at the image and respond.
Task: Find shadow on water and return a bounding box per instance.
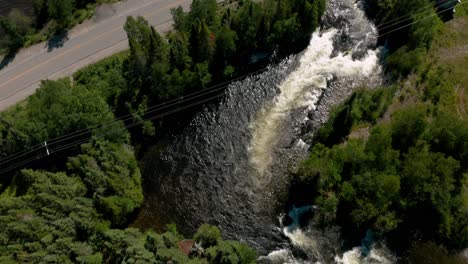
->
[45,31,69,52]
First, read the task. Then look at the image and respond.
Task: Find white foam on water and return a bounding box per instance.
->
[259,248,323,264]
[295,139,310,150]
[334,246,396,264]
[249,28,380,179]
[259,249,306,264]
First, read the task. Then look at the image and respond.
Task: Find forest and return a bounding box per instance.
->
[0,0,467,262]
[0,0,325,262]
[295,0,468,262]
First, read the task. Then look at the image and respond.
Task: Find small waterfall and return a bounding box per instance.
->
[135,0,393,262]
[334,247,396,264]
[256,0,395,262]
[249,29,380,178]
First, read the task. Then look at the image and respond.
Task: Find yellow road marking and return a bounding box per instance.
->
[0,0,169,79]
[0,0,185,90]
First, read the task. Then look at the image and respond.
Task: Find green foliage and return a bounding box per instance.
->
[1,0,108,52]
[296,8,468,256]
[366,0,444,76]
[67,139,143,226]
[391,105,428,152]
[0,79,128,168]
[111,0,325,136]
[299,93,468,249]
[190,0,218,28]
[74,51,127,104]
[0,16,26,51]
[0,170,108,263]
[341,171,401,232]
[0,167,253,262]
[0,8,34,52]
[206,240,256,264]
[418,65,457,107]
[194,224,221,248]
[2,0,322,261]
[168,32,192,71]
[189,20,215,64]
[424,110,468,168]
[316,87,395,146]
[47,0,75,30]
[387,46,426,76]
[0,79,128,167]
[97,228,156,263]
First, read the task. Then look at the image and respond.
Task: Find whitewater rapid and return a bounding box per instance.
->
[252,0,396,263]
[135,0,392,262]
[249,29,379,178]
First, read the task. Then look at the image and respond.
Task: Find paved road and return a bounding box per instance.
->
[0,0,192,111]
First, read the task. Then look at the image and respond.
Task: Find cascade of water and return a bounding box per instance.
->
[258,0,397,262]
[135,0,393,262]
[334,246,396,264]
[249,29,380,178]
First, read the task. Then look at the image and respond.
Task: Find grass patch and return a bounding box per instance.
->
[421,15,468,118]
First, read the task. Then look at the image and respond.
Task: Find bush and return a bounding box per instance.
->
[206,240,256,264]
[67,139,143,226]
[194,224,222,248]
[299,104,468,249]
[316,87,394,146]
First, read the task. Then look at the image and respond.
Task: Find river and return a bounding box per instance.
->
[134,0,394,263]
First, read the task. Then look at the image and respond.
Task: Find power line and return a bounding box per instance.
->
[375,0,452,28]
[0,66,268,166]
[376,0,457,32]
[0,91,227,175]
[377,1,466,38]
[50,92,226,156]
[0,0,229,97]
[0,1,464,175]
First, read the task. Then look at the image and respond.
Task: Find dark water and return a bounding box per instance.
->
[134,0,389,262]
[135,57,300,251]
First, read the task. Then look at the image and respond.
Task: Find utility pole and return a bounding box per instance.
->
[44,141,50,156]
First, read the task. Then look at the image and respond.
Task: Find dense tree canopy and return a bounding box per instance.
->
[115,0,325,136]
[1,0,325,261]
[365,0,447,76]
[295,4,468,255]
[0,166,253,263]
[67,140,144,226]
[300,101,467,250]
[0,79,127,163]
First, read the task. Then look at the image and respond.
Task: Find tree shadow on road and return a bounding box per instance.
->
[0,49,18,71]
[46,31,69,52]
[0,30,70,71]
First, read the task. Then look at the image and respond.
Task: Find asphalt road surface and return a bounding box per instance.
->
[0,0,192,111]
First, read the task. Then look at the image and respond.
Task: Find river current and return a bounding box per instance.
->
[135,0,394,263]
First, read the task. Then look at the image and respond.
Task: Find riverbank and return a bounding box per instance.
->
[285,8,468,263]
[0,0,326,262]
